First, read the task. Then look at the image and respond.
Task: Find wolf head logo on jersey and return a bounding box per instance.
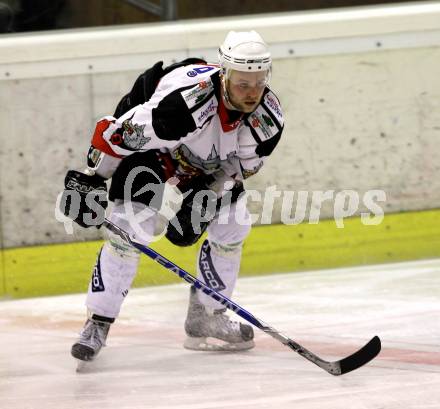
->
[119,116,150,150]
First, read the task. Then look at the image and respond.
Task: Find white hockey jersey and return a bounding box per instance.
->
[91,64,284,185]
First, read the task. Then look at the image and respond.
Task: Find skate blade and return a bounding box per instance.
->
[76,359,87,372]
[184,336,255,352]
[75,358,95,372]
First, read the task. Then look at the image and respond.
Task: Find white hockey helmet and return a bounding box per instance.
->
[218,30,272,73]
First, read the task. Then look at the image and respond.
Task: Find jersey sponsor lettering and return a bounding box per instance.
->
[91,250,105,292]
[264,92,283,125]
[192,97,218,127]
[249,105,279,141]
[198,240,226,291]
[181,79,214,109]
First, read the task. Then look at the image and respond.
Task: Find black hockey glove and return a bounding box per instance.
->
[165,178,218,247]
[165,178,245,247]
[60,170,108,228]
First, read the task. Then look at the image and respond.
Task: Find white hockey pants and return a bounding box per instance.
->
[86,197,252,318]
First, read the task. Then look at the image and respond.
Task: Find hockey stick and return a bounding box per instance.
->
[103,218,381,376]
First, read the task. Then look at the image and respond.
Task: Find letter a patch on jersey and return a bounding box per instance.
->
[198,240,226,291]
[91,249,105,292]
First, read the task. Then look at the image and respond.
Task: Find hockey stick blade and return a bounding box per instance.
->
[285,335,381,376]
[338,335,381,375]
[103,218,381,376]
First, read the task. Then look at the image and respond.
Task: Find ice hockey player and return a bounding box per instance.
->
[60,30,284,362]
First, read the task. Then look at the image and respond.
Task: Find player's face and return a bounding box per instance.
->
[226,70,269,113]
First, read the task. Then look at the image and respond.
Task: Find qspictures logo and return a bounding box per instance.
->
[55,165,387,238]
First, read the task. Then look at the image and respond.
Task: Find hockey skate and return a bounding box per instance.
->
[71,316,111,369]
[184,286,255,351]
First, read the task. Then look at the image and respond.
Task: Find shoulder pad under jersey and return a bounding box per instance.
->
[151,66,220,140]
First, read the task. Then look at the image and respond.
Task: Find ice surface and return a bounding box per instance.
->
[0,259,439,409]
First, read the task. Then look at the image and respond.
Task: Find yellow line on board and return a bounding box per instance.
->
[1,209,440,299]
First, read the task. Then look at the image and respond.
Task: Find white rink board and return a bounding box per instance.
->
[0,2,440,247]
[0,259,439,409]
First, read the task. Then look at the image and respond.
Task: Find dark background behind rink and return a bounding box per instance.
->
[0,0,425,33]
